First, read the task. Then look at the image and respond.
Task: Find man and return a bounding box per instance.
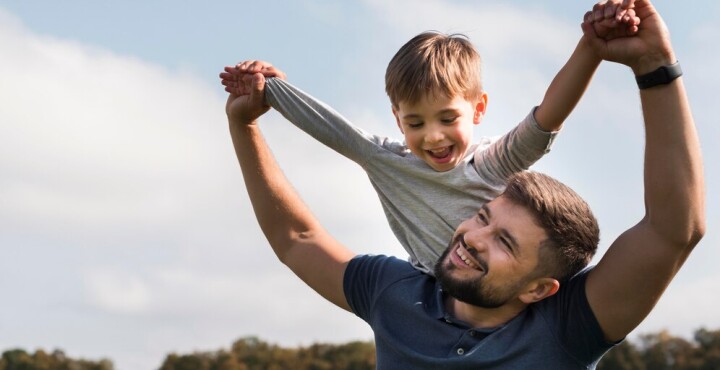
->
[225,0,705,368]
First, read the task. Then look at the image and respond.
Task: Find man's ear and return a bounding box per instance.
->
[518,277,560,304]
[473,92,489,125]
[392,106,404,134]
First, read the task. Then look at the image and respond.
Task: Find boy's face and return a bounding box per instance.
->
[393,92,487,172]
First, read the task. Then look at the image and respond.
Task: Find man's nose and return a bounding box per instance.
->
[463,228,490,253]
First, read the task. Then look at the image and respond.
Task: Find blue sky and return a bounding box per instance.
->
[1,1,718,369]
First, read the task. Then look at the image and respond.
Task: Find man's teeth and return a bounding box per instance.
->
[456,248,478,268]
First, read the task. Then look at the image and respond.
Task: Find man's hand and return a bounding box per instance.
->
[588,0,640,40]
[582,0,675,74]
[220,60,287,126]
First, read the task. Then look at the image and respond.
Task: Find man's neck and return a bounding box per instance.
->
[445,296,528,329]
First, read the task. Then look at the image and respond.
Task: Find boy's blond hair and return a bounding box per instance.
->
[385,31,483,108]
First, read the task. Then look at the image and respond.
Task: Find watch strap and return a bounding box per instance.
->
[635,62,683,89]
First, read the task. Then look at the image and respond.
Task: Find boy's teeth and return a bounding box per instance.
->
[429,147,451,158]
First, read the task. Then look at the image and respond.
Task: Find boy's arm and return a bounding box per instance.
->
[474,7,641,182]
[228,72,356,311]
[533,7,639,131]
[581,0,705,342]
[532,38,601,132]
[222,61,391,166]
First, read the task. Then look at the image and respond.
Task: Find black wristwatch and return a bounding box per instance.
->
[635,62,683,89]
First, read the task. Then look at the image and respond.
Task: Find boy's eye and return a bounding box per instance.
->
[407,122,423,128]
[441,116,459,124]
[477,213,487,224]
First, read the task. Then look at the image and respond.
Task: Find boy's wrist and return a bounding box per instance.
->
[577,37,603,64]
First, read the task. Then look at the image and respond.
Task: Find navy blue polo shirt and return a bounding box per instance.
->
[343,255,616,369]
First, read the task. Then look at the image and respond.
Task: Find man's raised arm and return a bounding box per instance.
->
[225,69,356,311]
[582,0,705,342]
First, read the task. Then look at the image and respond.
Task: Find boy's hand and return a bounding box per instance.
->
[220,60,286,96]
[587,0,640,40]
[220,60,287,126]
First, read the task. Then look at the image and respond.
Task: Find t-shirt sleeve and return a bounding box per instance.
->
[343,255,417,320]
[473,107,559,184]
[264,78,404,165]
[540,268,619,363]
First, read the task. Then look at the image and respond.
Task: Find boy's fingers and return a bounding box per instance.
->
[593,3,604,22]
[247,60,273,73]
[604,2,617,20]
[621,0,635,9]
[219,71,238,80]
[249,73,266,101]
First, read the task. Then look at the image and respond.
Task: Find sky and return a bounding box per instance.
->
[0,1,718,369]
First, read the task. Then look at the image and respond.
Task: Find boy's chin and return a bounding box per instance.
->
[425,159,458,172]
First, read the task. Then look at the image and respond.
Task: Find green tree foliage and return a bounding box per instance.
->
[598,328,720,370]
[159,336,375,370]
[0,348,113,370]
[597,340,645,370]
[6,328,720,369]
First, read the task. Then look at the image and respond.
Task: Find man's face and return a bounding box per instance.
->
[435,196,548,308]
[393,91,487,172]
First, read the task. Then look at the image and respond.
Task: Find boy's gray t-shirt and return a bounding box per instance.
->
[264,77,558,274]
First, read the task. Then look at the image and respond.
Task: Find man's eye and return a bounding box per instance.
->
[477,213,487,224]
[500,237,512,250]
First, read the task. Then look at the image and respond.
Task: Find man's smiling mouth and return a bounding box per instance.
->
[454,236,484,272]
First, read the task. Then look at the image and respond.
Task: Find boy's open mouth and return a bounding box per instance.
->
[427,146,452,159]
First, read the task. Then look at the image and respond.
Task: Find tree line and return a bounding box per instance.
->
[3,327,719,369]
[0,349,112,370]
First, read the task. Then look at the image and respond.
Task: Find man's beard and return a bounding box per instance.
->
[434,237,520,309]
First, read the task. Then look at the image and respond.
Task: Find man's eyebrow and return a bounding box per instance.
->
[482,204,520,254]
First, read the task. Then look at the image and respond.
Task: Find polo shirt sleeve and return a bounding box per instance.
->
[538,268,619,364]
[343,254,418,321]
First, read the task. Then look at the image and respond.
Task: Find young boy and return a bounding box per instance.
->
[221,7,639,275]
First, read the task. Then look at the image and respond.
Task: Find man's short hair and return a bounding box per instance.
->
[502,171,600,282]
[385,31,483,108]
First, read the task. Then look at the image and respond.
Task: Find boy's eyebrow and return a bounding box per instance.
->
[401,108,462,119]
[481,204,520,254]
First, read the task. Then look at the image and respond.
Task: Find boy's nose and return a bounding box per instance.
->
[424,130,445,144]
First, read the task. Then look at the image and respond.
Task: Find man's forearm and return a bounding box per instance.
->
[230,122,321,259]
[534,38,601,132]
[640,76,705,246]
[231,120,355,310]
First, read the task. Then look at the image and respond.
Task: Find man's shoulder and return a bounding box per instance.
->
[346,254,424,283]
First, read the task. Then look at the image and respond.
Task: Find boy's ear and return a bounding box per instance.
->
[518,277,559,304]
[473,92,489,125]
[392,106,404,134]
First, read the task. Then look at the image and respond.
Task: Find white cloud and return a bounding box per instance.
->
[0,8,385,369]
[85,268,151,314]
